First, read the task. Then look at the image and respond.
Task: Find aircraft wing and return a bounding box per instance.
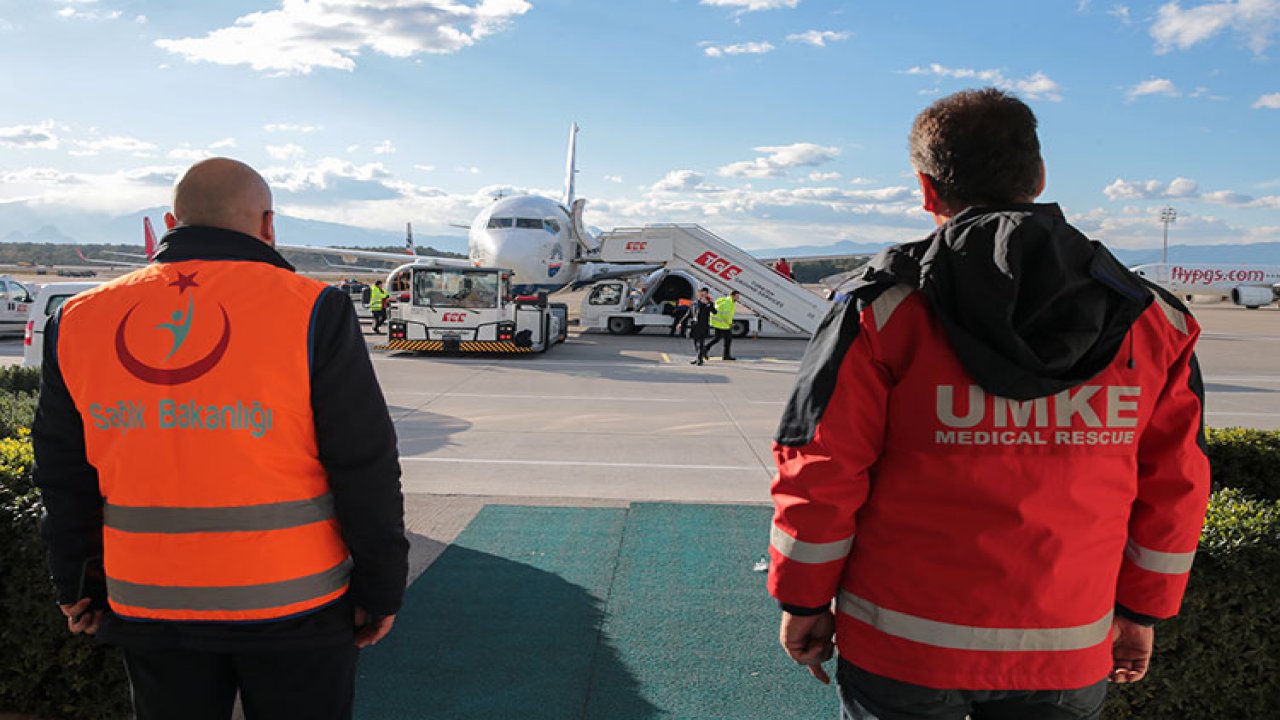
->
[570,262,664,289]
[278,243,474,268]
[75,248,146,268]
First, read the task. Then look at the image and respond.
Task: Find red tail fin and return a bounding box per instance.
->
[143,217,157,261]
[75,247,89,262]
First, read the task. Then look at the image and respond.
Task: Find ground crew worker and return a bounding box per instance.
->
[701,289,739,361]
[33,158,408,720]
[369,279,390,334]
[769,88,1210,719]
[687,288,714,364]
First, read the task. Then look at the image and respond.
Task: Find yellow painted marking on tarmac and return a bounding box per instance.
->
[661,352,670,364]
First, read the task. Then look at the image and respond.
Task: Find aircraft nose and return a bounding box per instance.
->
[480,231,549,285]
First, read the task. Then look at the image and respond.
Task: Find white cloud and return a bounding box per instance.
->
[56,3,123,21]
[1253,92,1280,108]
[703,41,774,57]
[264,123,321,133]
[903,64,1064,101]
[1151,0,1280,55]
[155,0,533,75]
[718,143,841,178]
[786,30,851,47]
[1109,5,1133,23]
[209,137,237,149]
[604,175,623,183]
[168,147,213,161]
[414,164,436,172]
[373,140,396,155]
[1127,77,1181,100]
[0,164,179,213]
[456,166,480,174]
[70,136,157,156]
[1103,176,1200,200]
[0,121,59,149]
[808,171,841,182]
[699,0,799,13]
[266,143,306,160]
[651,170,723,193]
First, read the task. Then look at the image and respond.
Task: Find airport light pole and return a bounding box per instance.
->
[1160,207,1177,264]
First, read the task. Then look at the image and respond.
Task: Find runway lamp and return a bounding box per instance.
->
[1160,207,1177,264]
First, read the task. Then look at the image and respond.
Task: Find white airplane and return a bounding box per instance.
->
[1131,262,1280,309]
[283,123,649,295]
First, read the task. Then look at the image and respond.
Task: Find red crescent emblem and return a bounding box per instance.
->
[115,303,232,385]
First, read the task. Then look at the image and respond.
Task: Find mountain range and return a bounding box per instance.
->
[1,203,1274,266]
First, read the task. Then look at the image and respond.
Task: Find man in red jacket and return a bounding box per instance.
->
[769,88,1210,719]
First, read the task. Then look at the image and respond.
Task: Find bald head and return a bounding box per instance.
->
[166,158,275,245]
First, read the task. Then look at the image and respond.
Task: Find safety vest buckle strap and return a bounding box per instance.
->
[104,494,337,534]
[837,590,1113,652]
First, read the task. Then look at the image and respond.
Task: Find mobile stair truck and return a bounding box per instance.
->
[578,224,830,338]
[381,262,568,354]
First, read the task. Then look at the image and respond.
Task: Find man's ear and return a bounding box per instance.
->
[163,212,178,231]
[260,210,276,247]
[917,172,943,215]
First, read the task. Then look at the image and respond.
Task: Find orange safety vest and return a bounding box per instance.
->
[57,260,351,622]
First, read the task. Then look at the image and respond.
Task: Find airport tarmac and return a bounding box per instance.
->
[378,300,1280,511]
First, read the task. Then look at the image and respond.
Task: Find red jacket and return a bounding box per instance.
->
[769,205,1211,691]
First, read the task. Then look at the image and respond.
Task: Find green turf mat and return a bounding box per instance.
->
[355,505,643,719]
[585,503,835,720]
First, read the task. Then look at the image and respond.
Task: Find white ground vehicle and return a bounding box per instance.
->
[579,224,829,338]
[581,269,761,337]
[0,276,37,337]
[23,281,101,367]
[382,264,567,354]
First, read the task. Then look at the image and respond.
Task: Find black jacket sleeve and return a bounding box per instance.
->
[32,310,106,606]
[309,287,408,616]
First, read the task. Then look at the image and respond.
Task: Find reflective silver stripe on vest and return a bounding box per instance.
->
[837,590,1113,652]
[1151,294,1189,335]
[770,524,854,564]
[871,285,913,332]
[108,557,352,612]
[1125,539,1196,575]
[104,495,336,534]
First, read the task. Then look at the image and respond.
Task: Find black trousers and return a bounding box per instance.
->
[701,328,733,358]
[123,643,359,720]
[371,308,387,331]
[837,661,1107,720]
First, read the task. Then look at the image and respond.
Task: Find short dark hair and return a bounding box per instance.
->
[700,287,710,293]
[730,290,740,296]
[909,88,1042,207]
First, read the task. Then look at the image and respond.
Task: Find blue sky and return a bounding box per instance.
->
[0,0,1277,252]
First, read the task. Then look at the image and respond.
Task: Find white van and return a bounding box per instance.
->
[23,281,101,367]
[0,276,38,336]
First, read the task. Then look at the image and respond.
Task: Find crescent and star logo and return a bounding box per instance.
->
[114,271,232,385]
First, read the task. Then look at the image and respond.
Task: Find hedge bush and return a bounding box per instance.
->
[1206,427,1280,501]
[0,433,131,720]
[1105,488,1280,718]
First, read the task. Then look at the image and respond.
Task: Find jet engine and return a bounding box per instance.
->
[1230,285,1276,308]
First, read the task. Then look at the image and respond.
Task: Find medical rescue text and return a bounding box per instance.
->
[933,384,1140,447]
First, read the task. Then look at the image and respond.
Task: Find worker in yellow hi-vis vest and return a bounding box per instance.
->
[369,279,390,334]
[701,289,740,361]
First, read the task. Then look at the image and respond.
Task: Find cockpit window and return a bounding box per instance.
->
[487,217,514,229]
[545,219,561,234]
[516,218,543,230]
